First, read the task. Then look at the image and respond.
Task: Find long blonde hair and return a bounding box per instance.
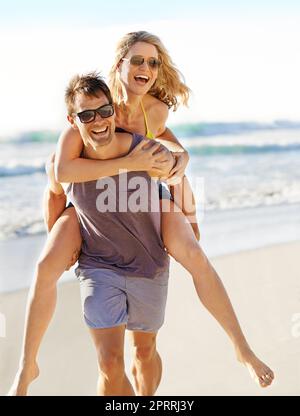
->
[108,31,191,111]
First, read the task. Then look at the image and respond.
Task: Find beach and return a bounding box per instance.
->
[1,240,299,396]
[1,124,300,395]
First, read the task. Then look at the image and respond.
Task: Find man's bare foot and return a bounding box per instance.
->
[236,348,274,388]
[7,362,40,396]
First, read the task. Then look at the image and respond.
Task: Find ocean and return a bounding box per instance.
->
[0,121,300,292]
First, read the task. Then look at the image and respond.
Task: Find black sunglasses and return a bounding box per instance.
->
[122,55,161,69]
[75,103,114,124]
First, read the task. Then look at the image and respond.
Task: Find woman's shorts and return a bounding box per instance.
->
[75,267,169,333]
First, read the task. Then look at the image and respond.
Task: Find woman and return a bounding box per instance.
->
[8,31,274,396]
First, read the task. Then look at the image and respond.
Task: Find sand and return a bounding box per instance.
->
[1,241,300,396]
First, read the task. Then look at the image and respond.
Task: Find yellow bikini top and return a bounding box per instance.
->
[140,100,155,139]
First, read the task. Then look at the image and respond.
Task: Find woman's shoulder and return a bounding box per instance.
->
[144,94,169,120]
[145,94,168,110]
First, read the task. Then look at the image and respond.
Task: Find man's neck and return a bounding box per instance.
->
[83,133,121,160]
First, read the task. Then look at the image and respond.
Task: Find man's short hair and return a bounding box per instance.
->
[65,72,113,116]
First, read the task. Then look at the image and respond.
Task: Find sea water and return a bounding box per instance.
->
[0,123,299,292]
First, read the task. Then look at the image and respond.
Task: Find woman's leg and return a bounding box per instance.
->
[7,207,82,396]
[161,200,274,388]
[43,187,67,233]
[43,152,67,232]
[169,175,200,241]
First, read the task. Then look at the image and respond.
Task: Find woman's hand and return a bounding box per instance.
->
[165,150,190,185]
[126,139,174,174]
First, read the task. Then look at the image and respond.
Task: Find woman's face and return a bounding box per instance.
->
[118,41,160,96]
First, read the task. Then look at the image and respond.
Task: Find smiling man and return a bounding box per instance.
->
[61,72,174,396]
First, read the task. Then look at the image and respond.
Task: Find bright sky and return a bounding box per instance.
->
[1,0,299,135]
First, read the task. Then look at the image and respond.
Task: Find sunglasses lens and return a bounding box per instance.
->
[98,104,114,118]
[78,111,95,123]
[148,58,161,68]
[130,55,144,66]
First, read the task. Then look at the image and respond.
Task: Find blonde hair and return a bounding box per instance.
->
[108,31,191,111]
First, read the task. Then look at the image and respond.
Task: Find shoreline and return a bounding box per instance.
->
[1,240,300,395]
[0,238,299,294]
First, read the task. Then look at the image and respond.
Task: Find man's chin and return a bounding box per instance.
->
[90,135,113,149]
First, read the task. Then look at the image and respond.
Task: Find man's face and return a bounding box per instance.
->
[69,90,115,150]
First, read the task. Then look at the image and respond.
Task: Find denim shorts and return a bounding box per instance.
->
[75,267,169,333]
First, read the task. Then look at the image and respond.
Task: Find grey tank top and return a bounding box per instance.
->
[67,133,169,278]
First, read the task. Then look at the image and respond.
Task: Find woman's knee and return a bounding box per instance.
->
[34,255,62,287]
[171,236,200,260]
[60,210,81,245]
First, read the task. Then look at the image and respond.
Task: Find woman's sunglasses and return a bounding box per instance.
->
[74,104,114,124]
[122,55,161,69]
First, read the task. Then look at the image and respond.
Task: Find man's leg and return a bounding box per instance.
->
[129,331,162,396]
[88,324,135,396]
[7,207,81,396]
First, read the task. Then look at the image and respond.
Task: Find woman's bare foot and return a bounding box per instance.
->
[7,362,40,396]
[236,348,274,388]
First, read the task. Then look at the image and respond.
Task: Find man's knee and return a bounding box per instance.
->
[98,350,124,378]
[133,341,157,363]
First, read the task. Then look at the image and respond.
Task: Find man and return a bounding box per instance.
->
[61,72,174,396]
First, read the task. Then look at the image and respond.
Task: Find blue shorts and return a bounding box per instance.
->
[75,267,169,333]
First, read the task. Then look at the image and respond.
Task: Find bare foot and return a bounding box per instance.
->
[7,363,40,396]
[237,348,274,388]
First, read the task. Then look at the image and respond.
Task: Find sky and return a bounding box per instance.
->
[0,0,299,135]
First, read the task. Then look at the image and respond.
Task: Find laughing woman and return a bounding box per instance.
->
[8,31,274,396]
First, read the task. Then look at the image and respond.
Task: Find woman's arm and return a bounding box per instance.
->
[152,104,190,180]
[156,127,190,183]
[55,126,173,183]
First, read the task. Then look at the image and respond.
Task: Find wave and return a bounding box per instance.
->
[172,120,300,138]
[186,143,300,156]
[0,130,59,144]
[0,163,45,177]
[1,144,300,178]
[181,129,300,155]
[1,120,300,144]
